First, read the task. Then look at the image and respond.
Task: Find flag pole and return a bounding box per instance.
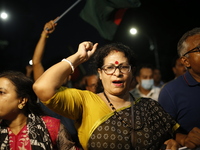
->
[54,0,82,23]
[46,0,81,31]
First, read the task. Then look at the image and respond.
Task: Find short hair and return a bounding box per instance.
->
[177,27,200,57]
[92,43,137,70]
[0,70,45,116]
[135,63,154,76]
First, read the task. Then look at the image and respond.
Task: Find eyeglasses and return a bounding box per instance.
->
[101,64,131,75]
[183,46,200,56]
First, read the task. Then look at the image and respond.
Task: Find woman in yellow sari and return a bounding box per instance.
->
[33,41,185,150]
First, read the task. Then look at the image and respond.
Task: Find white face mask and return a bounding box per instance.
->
[141,79,154,90]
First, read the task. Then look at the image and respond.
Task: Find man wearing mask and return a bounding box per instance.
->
[130,64,161,101]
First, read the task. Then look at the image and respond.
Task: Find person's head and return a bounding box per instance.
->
[153,68,162,85]
[0,71,44,121]
[92,43,136,95]
[172,55,186,78]
[135,64,154,91]
[177,27,200,80]
[85,73,101,93]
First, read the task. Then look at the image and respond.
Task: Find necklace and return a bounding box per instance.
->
[103,92,133,130]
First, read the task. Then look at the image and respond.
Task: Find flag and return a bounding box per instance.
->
[79,0,141,41]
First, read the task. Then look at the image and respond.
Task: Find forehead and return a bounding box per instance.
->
[0,77,15,91]
[104,51,127,64]
[185,34,200,49]
[87,75,98,84]
[154,69,160,74]
[140,68,153,76]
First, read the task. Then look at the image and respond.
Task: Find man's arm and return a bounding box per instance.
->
[176,127,200,149]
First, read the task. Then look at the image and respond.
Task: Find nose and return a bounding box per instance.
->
[113,67,122,76]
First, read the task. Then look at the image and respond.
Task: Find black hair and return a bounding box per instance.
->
[0,70,45,116]
[135,63,154,76]
[91,42,137,70]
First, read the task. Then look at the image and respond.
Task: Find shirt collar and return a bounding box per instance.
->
[183,70,200,86]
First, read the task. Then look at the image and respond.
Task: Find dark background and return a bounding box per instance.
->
[0,0,200,82]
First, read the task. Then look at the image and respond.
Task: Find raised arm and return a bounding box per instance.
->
[32,19,57,81]
[33,41,98,101]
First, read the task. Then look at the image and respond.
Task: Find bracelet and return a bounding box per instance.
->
[41,34,49,38]
[61,59,74,74]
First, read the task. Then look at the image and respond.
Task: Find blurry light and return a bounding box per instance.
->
[130,28,137,35]
[29,60,33,65]
[0,12,8,20]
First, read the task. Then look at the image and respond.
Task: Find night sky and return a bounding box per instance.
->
[0,0,200,82]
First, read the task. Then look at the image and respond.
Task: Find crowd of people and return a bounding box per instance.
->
[1,18,200,150]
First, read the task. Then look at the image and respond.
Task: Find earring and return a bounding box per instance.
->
[18,104,24,109]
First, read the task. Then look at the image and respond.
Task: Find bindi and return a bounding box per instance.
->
[115,50,118,52]
[115,61,119,64]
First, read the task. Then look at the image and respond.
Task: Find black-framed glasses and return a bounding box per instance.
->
[183,46,200,56]
[101,64,131,75]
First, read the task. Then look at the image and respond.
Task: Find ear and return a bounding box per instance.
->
[19,98,28,106]
[98,68,102,80]
[181,56,190,68]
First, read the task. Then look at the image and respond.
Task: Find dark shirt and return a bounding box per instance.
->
[158,70,200,133]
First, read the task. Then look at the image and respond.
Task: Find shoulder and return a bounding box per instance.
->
[42,116,60,127]
[130,87,140,97]
[152,86,161,92]
[163,79,177,88]
[135,97,159,106]
[134,98,168,114]
[57,86,98,97]
[53,87,100,104]
[42,116,61,145]
[160,77,183,93]
[165,76,184,87]
[42,115,60,121]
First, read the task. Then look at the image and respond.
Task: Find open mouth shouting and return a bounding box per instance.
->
[112,80,124,87]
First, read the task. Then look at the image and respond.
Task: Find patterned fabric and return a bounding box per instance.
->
[88,98,179,150]
[88,107,132,150]
[0,113,53,150]
[8,125,31,149]
[42,116,60,147]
